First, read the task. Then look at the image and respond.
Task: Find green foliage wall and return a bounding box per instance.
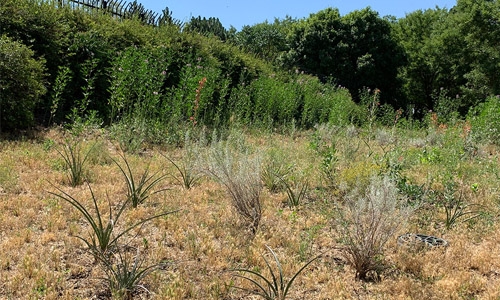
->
[2,0,500,134]
[0,0,361,136]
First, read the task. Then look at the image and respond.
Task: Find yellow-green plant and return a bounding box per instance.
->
[233,245,320,300]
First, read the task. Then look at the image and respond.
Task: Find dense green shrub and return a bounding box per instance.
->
[228,73,358,129]
[0,0,69,77]
[109,46,167,122]
[469,96,500,145]
[300,75,330,127]
[0,35,46,131]
[248,75,300,127]
[300,76,359,127]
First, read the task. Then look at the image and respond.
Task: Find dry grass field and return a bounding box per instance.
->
[1,124,500,299]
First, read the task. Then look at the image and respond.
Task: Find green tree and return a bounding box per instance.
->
[184,16,228,41]
[340,8,406,106]
[283,8,344,79]
[393,8,452,113]
[157,7,183,28]
[454,0,500,110]
[284,7,405,105]
[395,1,500,116]
[233,18,294,62]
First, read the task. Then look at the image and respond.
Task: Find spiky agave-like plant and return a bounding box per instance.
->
[233,245,320,300]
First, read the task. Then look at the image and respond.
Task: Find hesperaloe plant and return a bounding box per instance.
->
[233,245,320,300]
[56,139,94,187]
[112,152,169,208]
[49,183,177,258]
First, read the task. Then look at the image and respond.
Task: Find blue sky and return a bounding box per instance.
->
[139,0,457,30]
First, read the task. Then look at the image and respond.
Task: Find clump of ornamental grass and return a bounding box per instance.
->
[232,245,321,300]
[277,173,309,209]
[261,148,293,193]
[162,131,205,190]
[49,182,177,259]
[204,133,263,235]
[112,152,169,208]
[56,138,94,186]
[49,181,178,299]
[334,174,413,280]
[99,245,169,300]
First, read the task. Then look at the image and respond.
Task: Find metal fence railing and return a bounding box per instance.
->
[56,0,170,26]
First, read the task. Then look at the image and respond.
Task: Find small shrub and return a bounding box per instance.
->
[205,134,262,234]
[327,86,361,127]
[359,87,380,131]
[334,175,413,280]
[374,128,396,146]
[469,96,500,145]
[437,178,483,230]
[387,162,429,207]
[110,119,147,154]
[433,88,460,125]
[86,140,113,166]
[338,161,381,193]
[309,125,340,188]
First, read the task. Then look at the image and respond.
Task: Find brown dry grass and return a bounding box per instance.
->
[0,126,499,299]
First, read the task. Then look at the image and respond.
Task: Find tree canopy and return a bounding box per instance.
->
[281,8,406,106]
